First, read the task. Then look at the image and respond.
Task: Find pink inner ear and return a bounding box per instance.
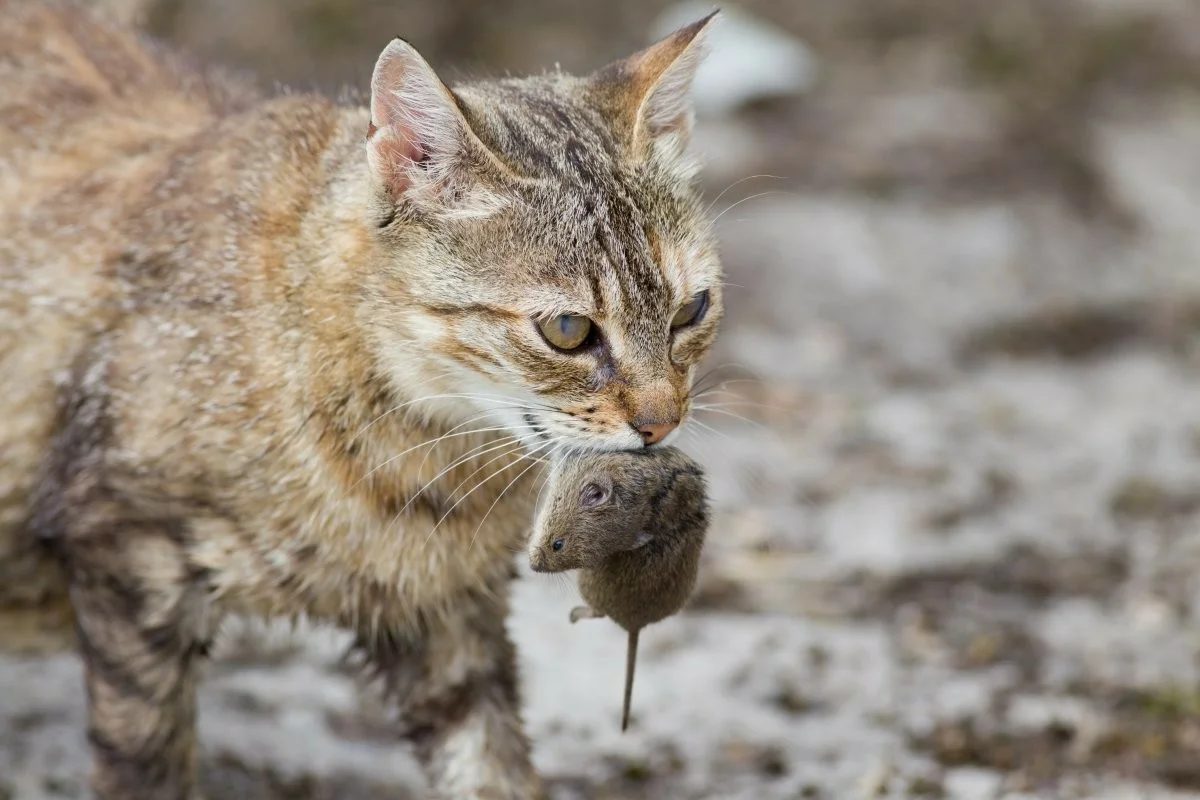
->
[368,41,442,194]
[371,124,424,166]
[368,127,422,195]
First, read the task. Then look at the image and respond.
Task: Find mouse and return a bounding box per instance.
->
[529,445,709,731]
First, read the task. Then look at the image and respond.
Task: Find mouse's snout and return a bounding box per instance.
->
[529,535,567,573]
[529,544,549,573]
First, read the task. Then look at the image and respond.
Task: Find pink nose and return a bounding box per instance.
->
[637,421,677,446]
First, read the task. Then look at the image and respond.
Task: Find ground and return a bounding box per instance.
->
[5,0,1200,797]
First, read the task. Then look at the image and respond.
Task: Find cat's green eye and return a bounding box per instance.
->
[671,290,709,329]
[538,314,593,351]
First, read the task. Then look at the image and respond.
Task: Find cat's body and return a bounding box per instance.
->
[0,2,723,798]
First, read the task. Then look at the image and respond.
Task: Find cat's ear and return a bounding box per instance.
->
[592,11,717,154]
[367,38,501,204]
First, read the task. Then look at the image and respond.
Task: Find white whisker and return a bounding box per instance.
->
[692,405,765,428]
[420,442,532,540]
[690,418,734,443]
[697,396,794,417]
[691,364,764,397]
[704,174,789,215]
[350,392,554,443]
[468,439,563,550]
[694,371,763,389]
[353,419,527,489]
[347,369,461,442]
[403,437,527,520]
[376,436,526,542]
[693,378,766,394]
[711,190,792,226]
[531,462,553,508]
[426,437,563,544]
[409,406,542,482]
[679,427,718,470]
[692,392,773,407]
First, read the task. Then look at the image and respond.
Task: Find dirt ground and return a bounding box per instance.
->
[6,0,1200,797]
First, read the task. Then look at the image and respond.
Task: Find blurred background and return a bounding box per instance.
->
[5,0,1200,797]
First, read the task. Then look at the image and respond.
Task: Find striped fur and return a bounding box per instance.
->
[0,2,722,797]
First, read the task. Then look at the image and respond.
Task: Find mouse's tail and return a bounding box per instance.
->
[621,628,639,732]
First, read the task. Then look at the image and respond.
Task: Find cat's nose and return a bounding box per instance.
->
[626,381,682,445]
[636,420,678,446]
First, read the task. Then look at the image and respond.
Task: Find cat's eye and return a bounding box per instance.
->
[580,482,610,508]
[537,314,593,351]
[671,290,709,329]
[552,538,565,552]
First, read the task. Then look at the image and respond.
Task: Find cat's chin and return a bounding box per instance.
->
[546,431,646,456]
[565,437,644,454]
[501,408,636,456]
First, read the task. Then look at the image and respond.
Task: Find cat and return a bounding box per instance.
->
[0,1,724,797]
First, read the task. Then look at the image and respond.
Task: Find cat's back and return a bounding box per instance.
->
[0,1,256,651]
[0,0,255,333]
[0,0,243,461]
[0,1,251,160]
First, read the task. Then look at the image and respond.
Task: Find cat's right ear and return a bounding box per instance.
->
[588,11,717,158]
[367,39,502,206]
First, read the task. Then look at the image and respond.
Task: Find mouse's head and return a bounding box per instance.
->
[528,447,702,572]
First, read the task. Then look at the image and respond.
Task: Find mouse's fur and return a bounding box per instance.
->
[529,446,708,730]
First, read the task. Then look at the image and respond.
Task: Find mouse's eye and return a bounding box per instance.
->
[552,539,564,552]
[580,482,610,508]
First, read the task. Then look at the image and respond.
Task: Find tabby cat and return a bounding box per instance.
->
[0,1,724,797]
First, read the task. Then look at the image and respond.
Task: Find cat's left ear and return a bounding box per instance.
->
[367,38,508,209]
[591,10,717,155]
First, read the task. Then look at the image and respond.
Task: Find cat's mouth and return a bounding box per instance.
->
[520,408,648,454]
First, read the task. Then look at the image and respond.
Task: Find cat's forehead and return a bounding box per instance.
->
[459,76,624,182]
[503,181,718,350]
[458,77,718,306]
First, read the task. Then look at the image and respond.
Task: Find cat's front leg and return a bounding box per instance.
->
[63,528,211,800]
[356,585,544,800]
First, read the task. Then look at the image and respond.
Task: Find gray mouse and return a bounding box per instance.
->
[529,446,709,731]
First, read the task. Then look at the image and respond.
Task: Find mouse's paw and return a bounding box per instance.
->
[569,605,604,623]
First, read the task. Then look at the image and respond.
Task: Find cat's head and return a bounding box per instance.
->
[361,14,722,454]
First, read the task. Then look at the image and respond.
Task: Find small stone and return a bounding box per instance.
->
[908,775,947,797]
[856,760,893,797]
[756,745,789,778]
[620,758,653,782]
[943,767,1002,800]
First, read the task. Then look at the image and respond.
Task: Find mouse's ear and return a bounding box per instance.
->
[580,480,612,508]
